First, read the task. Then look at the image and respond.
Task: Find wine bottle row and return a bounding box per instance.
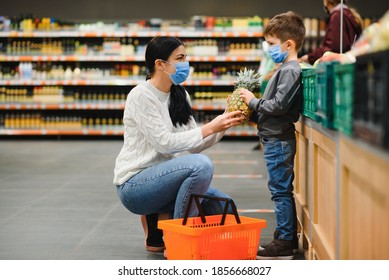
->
[0,62,147,80]
[0,15,264,32]
[0,86,130,103]
[0,38,141,56]
[0,62,259,81]
[192,89,260,103]
[1,113,122,129]
[0,81,265,105]
[191,63,260,80]
[0,110,258,130]
[1,85,248,104]
[0,38,262,56]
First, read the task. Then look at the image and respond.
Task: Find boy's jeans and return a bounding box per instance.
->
[261,137,297,241]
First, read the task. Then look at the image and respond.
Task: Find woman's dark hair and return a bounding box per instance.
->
[145,36,193,127]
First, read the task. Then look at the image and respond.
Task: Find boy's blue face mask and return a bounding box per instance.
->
[162,61,190,85]
[268,42,289,63]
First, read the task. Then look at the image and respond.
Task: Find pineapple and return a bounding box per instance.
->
[227,67,261,120]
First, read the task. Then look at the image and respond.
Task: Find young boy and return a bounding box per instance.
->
[240,11,306,260]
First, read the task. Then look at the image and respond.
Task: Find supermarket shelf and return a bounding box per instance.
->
[191,104,225,110]
[224,130,258,137]
[0,102,125,110]
[0,128,257,136]
[0,54,262,62]
[0,79,236,86]
[0,55,145,62]
[0,128,123,136]
[0,102,230,111]
[0,30,263,38]
[0,26,261,139]
[0,79,138,86]
[185,79,235,86]
[189,55,261,62]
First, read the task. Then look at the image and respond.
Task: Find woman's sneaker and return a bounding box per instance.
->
[256,238,294,260]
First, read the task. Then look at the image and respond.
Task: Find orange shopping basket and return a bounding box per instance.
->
[158,194,266,260]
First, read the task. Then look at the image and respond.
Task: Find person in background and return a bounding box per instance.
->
[299,0,363,64]
[316,10,389,64]
[240,11,306,260]
[113,36,244,253]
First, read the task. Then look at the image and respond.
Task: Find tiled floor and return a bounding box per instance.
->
[0,139,295,260]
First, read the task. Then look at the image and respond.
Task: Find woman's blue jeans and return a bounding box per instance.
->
[261,137,297,241]
[116,154,231,219]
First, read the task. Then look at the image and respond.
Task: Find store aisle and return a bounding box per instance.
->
[0,139,279,260]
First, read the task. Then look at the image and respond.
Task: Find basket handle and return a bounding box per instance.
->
[182,194,241,226]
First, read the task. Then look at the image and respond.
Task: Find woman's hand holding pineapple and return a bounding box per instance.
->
[201,110,244,138]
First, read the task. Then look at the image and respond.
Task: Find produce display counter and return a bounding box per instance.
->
[294,117,389,259]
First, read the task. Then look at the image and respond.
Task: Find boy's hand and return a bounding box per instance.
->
[239,89,255,105]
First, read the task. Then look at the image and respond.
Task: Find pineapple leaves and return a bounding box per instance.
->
[234,67,261,91]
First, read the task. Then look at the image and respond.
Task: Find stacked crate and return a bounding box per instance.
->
[300,49,389,151]
[314,61,339,129]
[353,50,389,150]
[301,68,319,121]
[333,63,355,136]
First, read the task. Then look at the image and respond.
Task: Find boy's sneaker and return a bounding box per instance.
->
[256,238,294,260]
[259,230,299,252]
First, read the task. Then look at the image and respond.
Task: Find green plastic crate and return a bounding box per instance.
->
[302,68,319,121]
[315,61,339,129]
[333,63,355,136]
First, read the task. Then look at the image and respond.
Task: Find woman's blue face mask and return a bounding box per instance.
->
[162,60,190,85]
[268,41,289,63]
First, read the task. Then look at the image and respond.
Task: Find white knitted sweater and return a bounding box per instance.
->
[113,80,224,185]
